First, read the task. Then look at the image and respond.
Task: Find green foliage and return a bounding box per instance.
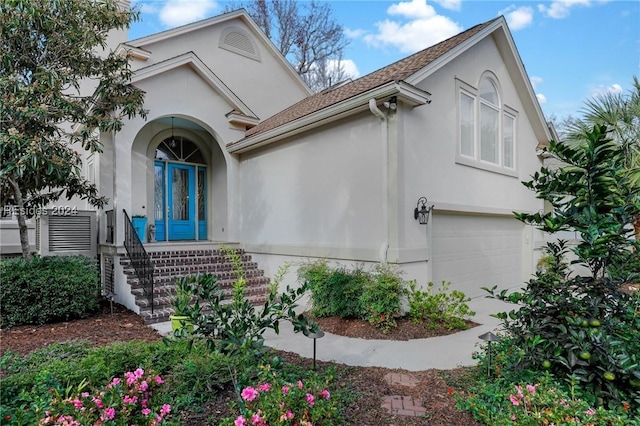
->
[484,125,640,410]
[171,276,194,316]
[0,0,147,258]
[359,264,405,333]
[299,260,366,318]
[406,280,475,330]
[0,256,100,327]
[0,339,230,424]
[180,248,317,362]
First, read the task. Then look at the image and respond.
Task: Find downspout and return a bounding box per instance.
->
[369,99,389,264]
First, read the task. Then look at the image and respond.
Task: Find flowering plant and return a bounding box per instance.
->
[221,366,340,426]
[38,368,173,425]
[505,380,633,426]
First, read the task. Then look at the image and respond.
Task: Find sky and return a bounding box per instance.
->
[129,0,640,121]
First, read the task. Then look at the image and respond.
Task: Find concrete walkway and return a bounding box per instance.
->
[150,297,513,371]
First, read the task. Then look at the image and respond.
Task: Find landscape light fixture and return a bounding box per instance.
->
[304,329,325,371]
[414,196,434,225]
[383,96,397,110]
[478,331,501,377]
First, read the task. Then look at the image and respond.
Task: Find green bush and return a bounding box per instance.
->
[0,255,100,327]
[406,280,475,330]
[359,264,405,333]
[299,260,367,318]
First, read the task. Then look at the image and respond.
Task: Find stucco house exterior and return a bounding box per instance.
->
[0,9,550,323]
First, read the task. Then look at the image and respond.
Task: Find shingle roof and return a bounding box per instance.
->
[239,17,498,141]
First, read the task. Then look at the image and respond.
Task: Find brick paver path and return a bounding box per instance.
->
[381,373,426,417]
[381,395,427,416]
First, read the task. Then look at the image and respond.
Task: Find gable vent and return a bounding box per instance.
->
[219,26,261,61]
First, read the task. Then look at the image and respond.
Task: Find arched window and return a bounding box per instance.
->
[457,74,517,172]
[155,137,205,164]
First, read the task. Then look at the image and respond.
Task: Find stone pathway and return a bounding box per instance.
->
[381,373,426,417]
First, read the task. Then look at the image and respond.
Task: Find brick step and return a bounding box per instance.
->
[128,273,269,290]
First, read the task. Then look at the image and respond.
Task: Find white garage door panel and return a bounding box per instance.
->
[432,215,523,298]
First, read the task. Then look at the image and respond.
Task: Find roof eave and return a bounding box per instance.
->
[228,81,431,154]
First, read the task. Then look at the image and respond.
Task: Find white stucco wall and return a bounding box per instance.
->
[239,111,387,261]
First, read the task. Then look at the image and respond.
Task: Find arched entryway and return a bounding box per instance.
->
[154,132,208,241]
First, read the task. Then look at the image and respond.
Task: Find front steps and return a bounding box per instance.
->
[121,247,270,324]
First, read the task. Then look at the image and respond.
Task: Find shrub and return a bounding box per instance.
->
[406,280,475,330]
[358,264,405,333]
[221,365,341,426]
[299,261,367,318]
[0,255,99,327]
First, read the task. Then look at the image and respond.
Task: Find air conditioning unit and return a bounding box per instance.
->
[36,210,97,257]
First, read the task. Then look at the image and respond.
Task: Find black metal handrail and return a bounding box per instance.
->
[123,210,154,313]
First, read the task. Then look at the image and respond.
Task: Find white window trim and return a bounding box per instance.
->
[455,77,518,177]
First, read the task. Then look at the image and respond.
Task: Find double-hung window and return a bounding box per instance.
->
[457,74,517,174]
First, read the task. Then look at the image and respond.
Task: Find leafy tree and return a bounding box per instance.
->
[0,0,147,258]
[565,76,640,239]
[230,0,350,91]
[485,125,640,409]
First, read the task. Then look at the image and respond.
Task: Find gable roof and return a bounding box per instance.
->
[240,17,498,141]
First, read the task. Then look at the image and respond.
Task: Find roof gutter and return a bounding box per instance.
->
[227,81,431,154]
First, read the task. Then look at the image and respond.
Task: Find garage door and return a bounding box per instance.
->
[431,214,524,298]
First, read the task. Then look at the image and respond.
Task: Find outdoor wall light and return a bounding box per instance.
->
[169,117,177,148]
[414,196,434,225]
[304,329,325,371]
[478,331,501,377]
[383,96,397,110]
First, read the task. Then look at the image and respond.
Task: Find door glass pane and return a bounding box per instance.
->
[154,164,164,221]
[197,169,205,221]
[172,168,189,220]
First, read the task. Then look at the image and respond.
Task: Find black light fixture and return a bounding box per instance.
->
[169,117,177,148]
[414,196,434,225]
[478,331,501,377]
[304,329,325,371]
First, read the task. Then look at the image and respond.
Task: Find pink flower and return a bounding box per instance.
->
[241,386,259,401]
[585,408,596,415]
[526,384,536,395]
[142,408,152,416]
[110,377,121,387]
[306,393,315,407]
[101,407,115,420]
[319,389,330,400]
[92,397,104,409]
[251,412,263,424]
[140,381,149,392]
[511,414,516,420]
[234,415,247,426]
[258,383,271,392]
[80,392,90,398]
[509,394,520,406]
[298,380,304,389]
[155,376,164,385]
[160,404,171,416]
[514,385,524,398]
[286,410,294,419]
[134,368,145,378]
[70,399,83,410]
[281,385,290,394]
[123,395,138,404]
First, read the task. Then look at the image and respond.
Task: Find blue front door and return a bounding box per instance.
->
[168,163,195,240]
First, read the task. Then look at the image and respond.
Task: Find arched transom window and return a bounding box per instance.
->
[458,74,517,172]
[155,137,205,164]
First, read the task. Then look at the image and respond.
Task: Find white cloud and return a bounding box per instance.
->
[133,1,158,15]
[499,5,534,30]
[334,59,361,80]
[591,83,624,96]
[433,0,462,11]
[158,0,218,27]
[344,28,366,39]
[530,76,543,90]
[538,0,591,19]
[364,0,462,54]
[537,93,547,104]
